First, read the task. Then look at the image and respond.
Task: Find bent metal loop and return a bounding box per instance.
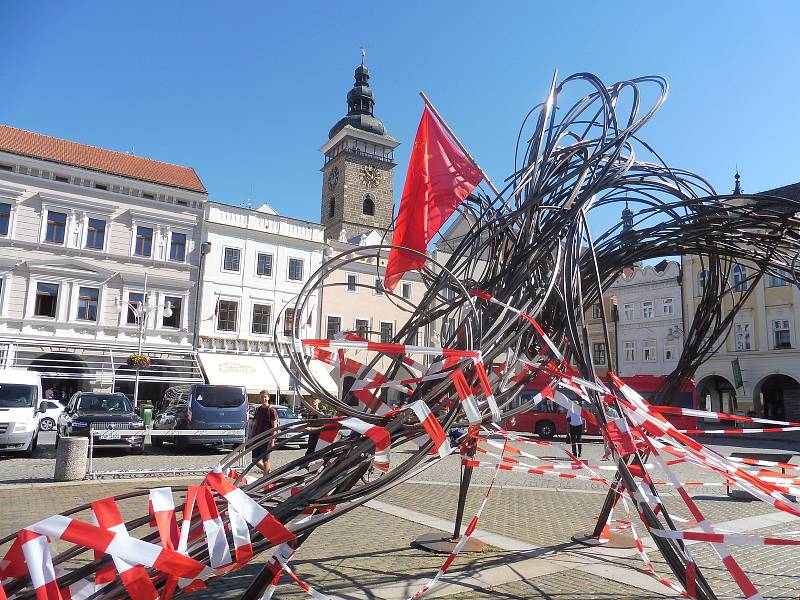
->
[3,72,800,600]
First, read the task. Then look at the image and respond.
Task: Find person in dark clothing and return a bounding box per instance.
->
[252,390,278,474]
[304,398,324,456]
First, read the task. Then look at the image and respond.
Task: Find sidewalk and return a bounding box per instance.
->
[2,476,798,598]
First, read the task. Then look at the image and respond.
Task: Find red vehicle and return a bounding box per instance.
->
[503,374,696,439]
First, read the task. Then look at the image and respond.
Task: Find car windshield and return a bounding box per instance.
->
[193,385,245,408]
[277,408,297,419]
[0,384,36,408]
[76,395,132,413]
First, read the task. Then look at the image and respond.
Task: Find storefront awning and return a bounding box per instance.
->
[263,357,292,392]
[308,359,338,395]
[198,353,278,394]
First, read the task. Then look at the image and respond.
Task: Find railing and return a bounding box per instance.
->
[86,425,247,478]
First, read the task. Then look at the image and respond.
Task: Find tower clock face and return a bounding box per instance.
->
[360,164,381,189]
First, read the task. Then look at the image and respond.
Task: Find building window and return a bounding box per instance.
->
[0,203,10,236]
[592,303,602,319]
[326,316,342,339]
[163,296,182,328]
[380,321,394,343]
[642,300,654,319]
[346,273,357,292]
[169,232,187,262]
[401,281,412,301]
[697,270,708,295]
[769,269,789,287]
[76,287,99,321]
[328,198,335,218]
[94,183,108,191]
[442,317,456,341]
[283,307,295,337]
[623,303,635,321]
[374,277,384,295]
[733,264,748,292]
[217,300,238,332]
[592,342,606,365]
[45,211,67,244]
[773,319,791,349]
[355,318,369,338]
[362,195,375,216]
[256,253,273,277]
[734,322,752,351]
[127,292,144,324]
[288,258,304,281]
[223,247,241,272]
[662,297,674,315]
[665,342,677,361]
[135,226,153,257]
[251,303,272,335]
[623,341,635,363]
[84,218,106,250]
[643,339,657,362]
[34,282,59,318]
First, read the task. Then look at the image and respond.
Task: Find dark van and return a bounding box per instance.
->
[151,384,247,451]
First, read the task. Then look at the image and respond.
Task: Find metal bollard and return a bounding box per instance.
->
[53,437,89,481]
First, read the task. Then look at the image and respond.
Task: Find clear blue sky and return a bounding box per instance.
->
[2,2,799,233]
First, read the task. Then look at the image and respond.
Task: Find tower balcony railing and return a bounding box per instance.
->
[325,147,395,165]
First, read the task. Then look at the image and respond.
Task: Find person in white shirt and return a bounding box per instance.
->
[567,404,584,457]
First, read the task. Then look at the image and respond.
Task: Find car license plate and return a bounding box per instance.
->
[99,429,121,440]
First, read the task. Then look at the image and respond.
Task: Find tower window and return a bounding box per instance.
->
[362,194,375,216]
[328,197,335,218]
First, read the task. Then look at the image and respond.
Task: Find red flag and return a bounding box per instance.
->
[384,106,483,291]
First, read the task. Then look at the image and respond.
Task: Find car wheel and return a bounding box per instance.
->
[39,417,55,431]
[130,445,144,455]
[174,437,188,453]
[536,421,556,440]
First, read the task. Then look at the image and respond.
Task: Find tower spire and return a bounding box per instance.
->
[733,167,742,195]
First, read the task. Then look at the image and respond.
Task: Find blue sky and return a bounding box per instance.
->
[2,2,799,234]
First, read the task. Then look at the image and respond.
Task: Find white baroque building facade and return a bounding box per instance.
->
[195,201,333,405]
[610,261,684,379]
[0,125,206,403]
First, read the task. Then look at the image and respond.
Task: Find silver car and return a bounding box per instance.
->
[276,407,308,447]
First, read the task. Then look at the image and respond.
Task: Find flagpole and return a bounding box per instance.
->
[418,91,506,205]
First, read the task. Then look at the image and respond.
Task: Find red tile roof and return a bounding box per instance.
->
[0,125,206,193]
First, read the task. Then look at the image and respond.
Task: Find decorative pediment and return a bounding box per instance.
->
[19,258,119,279]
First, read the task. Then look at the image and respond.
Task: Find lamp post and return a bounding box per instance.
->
[192,241,212,350]
[114,274,174,408]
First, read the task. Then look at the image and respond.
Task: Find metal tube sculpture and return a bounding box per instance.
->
[3,72,800,600]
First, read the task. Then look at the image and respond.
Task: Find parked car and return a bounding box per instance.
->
[57,392,144,453]
[152,384,247,451]
[276,406,308,447]
[0,370,43,456]
[38,400,65,431]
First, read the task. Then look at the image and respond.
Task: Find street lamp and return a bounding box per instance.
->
[666,324,685,340]
[114,277,173,408]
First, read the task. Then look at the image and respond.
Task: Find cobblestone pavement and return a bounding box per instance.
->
[1,435,799,598]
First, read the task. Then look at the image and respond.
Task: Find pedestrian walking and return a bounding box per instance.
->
[251,390,278,474]
[304,398,325,456]
[567,404,584,458]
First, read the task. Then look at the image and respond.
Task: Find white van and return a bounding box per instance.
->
[0,370,43,456]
